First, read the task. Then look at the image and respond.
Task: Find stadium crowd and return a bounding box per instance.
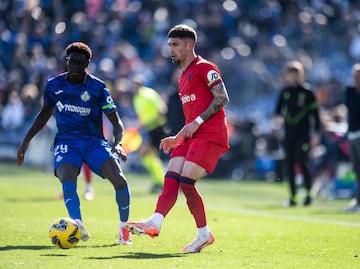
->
[1,0,360,195]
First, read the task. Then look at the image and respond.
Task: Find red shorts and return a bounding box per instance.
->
[170,138,227,173]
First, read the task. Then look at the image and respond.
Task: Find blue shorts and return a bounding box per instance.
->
[53,138,117,177]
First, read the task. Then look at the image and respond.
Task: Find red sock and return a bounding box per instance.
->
[179,176,207,228]
[83,164,92,184]
[155,171,180,216]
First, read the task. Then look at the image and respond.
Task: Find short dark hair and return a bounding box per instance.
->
[167,24,197,42]
[65,42,92,60]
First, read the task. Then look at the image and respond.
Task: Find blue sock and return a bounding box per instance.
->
[62,181,82,221]
[115,185,130,222]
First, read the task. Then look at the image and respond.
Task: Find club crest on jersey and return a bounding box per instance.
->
[81,91,91,102]
[187,72,192,81]
[207,70,220,85]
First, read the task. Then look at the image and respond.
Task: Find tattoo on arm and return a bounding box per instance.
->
[200,82,229,121]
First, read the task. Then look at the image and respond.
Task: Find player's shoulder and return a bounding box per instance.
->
[195,56,219,70]
[301,82,315,94]
[194,56,222,85]
[46,72,67,90]
[87,74,106,87]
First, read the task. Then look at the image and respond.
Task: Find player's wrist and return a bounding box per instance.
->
[195,116,204,125]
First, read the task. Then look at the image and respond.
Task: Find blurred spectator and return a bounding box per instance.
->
[1,0,360,179]
[20,83,40,122]
[130,75,168,193]
[1,91,25,137]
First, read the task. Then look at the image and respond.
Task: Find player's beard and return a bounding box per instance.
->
[171,57,179,64]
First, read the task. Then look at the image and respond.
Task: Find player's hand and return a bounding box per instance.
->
[112,143,127,162]
[17,141,29,166]
[160,135,183,154]
[177,121,200,139]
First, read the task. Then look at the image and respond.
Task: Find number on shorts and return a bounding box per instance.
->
[54,144,68,155]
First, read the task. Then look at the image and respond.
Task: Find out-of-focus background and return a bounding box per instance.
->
[0,0,358,198]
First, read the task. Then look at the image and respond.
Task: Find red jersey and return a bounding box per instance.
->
[178,56,229,151]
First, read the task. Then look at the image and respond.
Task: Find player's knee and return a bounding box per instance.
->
[111,177,127,190]
[56,164,80,182]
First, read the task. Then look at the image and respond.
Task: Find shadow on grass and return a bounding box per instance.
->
[85,252,184,260]
[0,245,53,251]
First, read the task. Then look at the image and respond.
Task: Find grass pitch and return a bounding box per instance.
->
[0,163,359,269]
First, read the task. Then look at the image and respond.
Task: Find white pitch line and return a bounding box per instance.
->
[206,205,360,227]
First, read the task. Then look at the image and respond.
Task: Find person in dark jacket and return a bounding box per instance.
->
[274,61,321,207]
[343,63,360,213]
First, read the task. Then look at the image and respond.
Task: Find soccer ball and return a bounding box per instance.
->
[49,217,81,249]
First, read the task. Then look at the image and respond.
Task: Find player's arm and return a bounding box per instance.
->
[106,110,127,162]
[271,89,286,129]
[178,81,229,139]
[198,81,229,122]
[17,105,53,165]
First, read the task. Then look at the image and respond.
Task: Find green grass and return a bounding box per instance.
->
[0,163,359,269]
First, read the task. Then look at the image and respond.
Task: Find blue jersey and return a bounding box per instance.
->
[44,72,116,140]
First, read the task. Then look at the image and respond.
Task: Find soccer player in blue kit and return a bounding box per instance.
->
[17,42,132,245]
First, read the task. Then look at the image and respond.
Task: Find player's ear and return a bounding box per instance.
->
[186,40,194,50]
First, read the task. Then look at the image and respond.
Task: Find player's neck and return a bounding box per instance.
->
[68,72,87,85]
[181,54,197,71]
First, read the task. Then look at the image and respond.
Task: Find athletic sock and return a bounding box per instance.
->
[149,212,164,229]
[82,164,92,184]
[197,225,210,239]
[62,181,82,220]
[116,185,130,222]
[154,171,180,217]
[85,183,93,193]
[179,176,207,228]
[142,153,164,185]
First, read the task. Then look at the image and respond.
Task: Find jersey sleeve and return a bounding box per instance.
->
[43,79,55,107]
[101,86,117,114]
[199,62,223,89]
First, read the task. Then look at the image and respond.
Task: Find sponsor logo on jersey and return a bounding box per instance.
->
[180,93,196,104]
[55,90,64,95]
[81,91,91,102]
[56,101,91,116]
[207,70,220,85]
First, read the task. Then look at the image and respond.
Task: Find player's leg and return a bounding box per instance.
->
[126,156,184,237]
[55,161,90,241]
[180,140,224,253]
[284,139,297,206]
[84,140,131,244]
[101,158,132,244]
[345,139,360,212]
[141,145,164,192]
[56,163,81,220]
[298,140,312,206]
[179,161,214,253]
[53,141,85,228]
[82,163,94,200]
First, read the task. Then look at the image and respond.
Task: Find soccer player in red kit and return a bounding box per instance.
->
[126,24,230,253]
